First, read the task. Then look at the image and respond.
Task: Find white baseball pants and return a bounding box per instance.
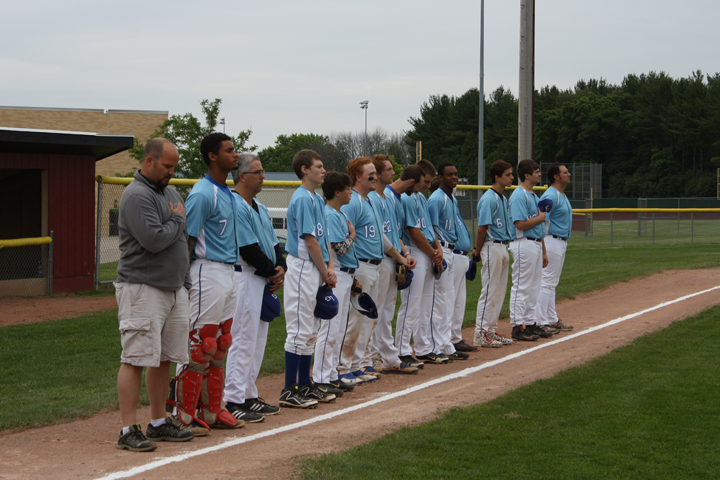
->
[284,254,322,356]
[338,261,379,375]
[395,245,434,357]
[474,242,509,335]
[369,257,402,369]
[449,252,469,344]
[537,236,567,326]
[313,269,354,384]
[224,269,269,404]
[509,238,543,327]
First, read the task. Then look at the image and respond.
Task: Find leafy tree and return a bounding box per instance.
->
[258,133,329,173]
[129,99,256,179]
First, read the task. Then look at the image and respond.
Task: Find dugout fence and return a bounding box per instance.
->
[94,176,720,289]
[0,233,53,297]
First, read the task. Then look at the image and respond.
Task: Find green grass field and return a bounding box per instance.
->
[571,217,720,247]
[2,240,719,432]
[301,305,720,480]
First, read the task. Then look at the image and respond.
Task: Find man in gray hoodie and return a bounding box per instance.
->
[114,138,194,452]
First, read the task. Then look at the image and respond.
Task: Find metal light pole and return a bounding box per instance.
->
[219,117,226,133]
[478,0,485,185]
[360,100,369,156]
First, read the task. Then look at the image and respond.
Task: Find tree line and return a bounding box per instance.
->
[130,71,720,198]
[407,71,720,197]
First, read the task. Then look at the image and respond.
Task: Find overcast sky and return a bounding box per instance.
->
[1,0,719,150]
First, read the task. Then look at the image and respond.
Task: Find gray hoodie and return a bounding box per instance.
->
[116,169,190,290]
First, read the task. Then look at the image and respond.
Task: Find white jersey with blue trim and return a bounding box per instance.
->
[186,176,239,264]
[341,190,384,260]
[541,186,573,239]
[509,186,544,240]
[233,193,278,266]
[285,186,330,261]
[325,205,359,269]
[427,188,458,244]
[402,192,435,245]
[369,191,401,251]
[476,188,512,242]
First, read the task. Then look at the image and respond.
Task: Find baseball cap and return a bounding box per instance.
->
[432,259,448,280]
[466,257,477,281]
[397,268,414,290]
[314,284,339,320]
[350,292,378,319]
[260,283,281,322]
[538,198,553,212]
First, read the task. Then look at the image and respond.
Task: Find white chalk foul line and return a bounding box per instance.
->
[97,285,720,480]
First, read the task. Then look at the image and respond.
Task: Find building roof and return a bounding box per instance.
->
[0,127,134,161]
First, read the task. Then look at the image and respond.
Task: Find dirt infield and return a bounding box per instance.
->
[2,269,720,480]
[0,293,117,327]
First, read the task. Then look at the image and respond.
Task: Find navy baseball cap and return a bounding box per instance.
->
[260,283,281,322]
[397,268,414,290]
[314,284,339,320]
[433,259,448,280]
[538,198,553,213]
[466,257,477,281]
[350,292,378,319]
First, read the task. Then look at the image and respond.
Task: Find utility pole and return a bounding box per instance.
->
[478,0,485,185]
[518,0,535,162]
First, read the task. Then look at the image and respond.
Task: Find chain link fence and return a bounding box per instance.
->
[96,175,720,289]
[95,177,306,288]
[539,162,602,199]
[0,234,53,297]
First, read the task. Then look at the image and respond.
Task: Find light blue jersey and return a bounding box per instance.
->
[509,187,545,240]
[402,192,435,245]
[476,188,512,242]
[454,211,472,252]
[385,186,404,239]
[186,176,239,264]
[341,190,384,261]
[427,189,458,245]
[541,186,573,239]
[233,193,278,266]
[286,186,330,262]
[369,191,401,251]
[325,205,359,269]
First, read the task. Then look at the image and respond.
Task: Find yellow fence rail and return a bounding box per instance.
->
[0,236,53,249]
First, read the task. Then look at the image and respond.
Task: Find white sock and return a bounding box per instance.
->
[121,426,131,435]
[150,418,166,428]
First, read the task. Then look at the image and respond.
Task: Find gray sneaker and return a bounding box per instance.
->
[117,424,157,452]
[146,417,194,442]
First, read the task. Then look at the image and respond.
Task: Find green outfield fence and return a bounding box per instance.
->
[94,176,720,289]
[0,233,53,297]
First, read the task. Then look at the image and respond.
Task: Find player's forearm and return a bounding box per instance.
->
[474,225,488,259]
[407,227,435,257]
[304,235,328,277]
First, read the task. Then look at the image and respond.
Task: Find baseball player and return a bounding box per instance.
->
[508,159,550,341]
[395,160,449,365]
[473,160,514,348]
[427,162,473,359]
[338,157,411,383]
[115,138,194,451]
[283,149,337,407]
[171,132,242,431]
[367,155,418,375]
[537,162,574,332]
[224,154,287,423]
[313,171,360,391]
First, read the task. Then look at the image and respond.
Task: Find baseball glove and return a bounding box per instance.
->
[395,264,408,285]
[351,277,363,296]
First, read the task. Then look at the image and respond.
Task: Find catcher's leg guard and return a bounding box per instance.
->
[213,319,233,361]
[189,324,219,364]
[172,368,209,429]
[197,366,242,428]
